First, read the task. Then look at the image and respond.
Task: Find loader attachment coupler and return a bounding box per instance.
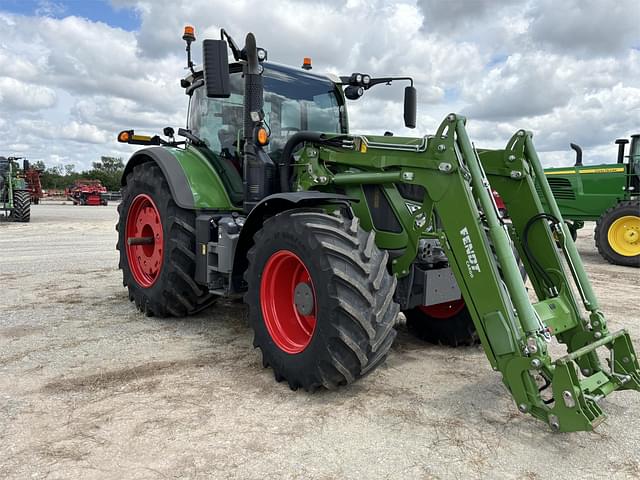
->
[438,116,640,431]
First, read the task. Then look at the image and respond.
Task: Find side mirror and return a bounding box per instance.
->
[202,39,231,98]
[403,86,417,129]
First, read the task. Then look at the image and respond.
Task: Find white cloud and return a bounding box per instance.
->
[0,0,638,170]
[528,0,640,55]
[0,77,57,110]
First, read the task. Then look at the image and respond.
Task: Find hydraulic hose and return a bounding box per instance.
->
[279,131,323,192]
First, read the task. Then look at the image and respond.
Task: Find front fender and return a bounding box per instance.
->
[121,146,240,210]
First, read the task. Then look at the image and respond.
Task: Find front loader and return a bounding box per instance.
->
[116,27,640,432]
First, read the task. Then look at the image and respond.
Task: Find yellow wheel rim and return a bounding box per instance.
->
[607,215,640,257]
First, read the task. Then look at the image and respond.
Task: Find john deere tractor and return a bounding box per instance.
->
[116,27,640,432]
[543,137,639,267]
[0,156,31,222]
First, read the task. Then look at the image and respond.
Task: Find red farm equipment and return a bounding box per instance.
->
[66,179,108,206]
[22,160,43,204]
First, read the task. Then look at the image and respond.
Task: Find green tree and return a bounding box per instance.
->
[32,160,46,171]
[88,156,124,191]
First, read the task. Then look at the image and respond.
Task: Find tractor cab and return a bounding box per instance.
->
[186,62,347,169]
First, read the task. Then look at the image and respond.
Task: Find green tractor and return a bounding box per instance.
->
[116,27,640,432]
[0,156,31,222]
[543,137,639,267]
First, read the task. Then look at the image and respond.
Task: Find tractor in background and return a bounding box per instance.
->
[66,179,108,206]
[542,136,639,267]
[114,26,640,432]
[0,156,30,222]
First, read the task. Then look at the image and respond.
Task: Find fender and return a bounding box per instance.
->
[231,191,356,292]
[121,146,242,210]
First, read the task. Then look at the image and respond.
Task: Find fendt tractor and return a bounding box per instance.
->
[0,156,31,222]
[116,27,639,432]
[543,138,640,267]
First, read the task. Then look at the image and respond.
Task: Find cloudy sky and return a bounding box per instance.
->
[0,0,638,170]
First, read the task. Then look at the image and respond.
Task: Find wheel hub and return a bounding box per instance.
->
[294,282,314,316]
[608,215,640,257]
[125,194,164,287]
[259,250,317,354]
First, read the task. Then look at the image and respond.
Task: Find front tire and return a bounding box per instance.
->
[245,209,399,391]
[595,201,639,267]
[117,162,216,316]
[11,190,30,222]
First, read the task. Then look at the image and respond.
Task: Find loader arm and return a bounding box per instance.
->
[294,114,640,431]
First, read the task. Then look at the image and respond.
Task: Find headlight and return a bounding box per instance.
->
[345,85,365,100]
[355,74,362,84]
[362,75,371,85]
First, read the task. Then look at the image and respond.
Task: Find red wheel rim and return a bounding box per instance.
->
[260,250,317,354]
[125,194,164,288]
[419,299,465,319]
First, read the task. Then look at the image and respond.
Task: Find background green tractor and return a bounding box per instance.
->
[542,136,639,267]
[0,156,31,222]
[115,27,640,431]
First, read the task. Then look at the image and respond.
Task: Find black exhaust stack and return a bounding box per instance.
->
[570,143,583,166]
[615,138,629,164]
[242,33,274,214]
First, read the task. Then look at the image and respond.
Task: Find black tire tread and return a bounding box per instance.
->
[11,190,30,222]
[405,307,479,347]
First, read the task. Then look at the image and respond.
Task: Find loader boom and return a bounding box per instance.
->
[294,114,640,431]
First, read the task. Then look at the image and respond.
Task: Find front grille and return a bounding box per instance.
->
[537,177,576,200]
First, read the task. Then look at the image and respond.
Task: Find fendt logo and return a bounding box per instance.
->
[405,202,421,214]
[460,227,481,278]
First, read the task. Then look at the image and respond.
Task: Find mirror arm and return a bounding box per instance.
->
[185,78,204,96]
[337,76,414,88]
[177,128,206,147]
[366,76,413,89]
[221,29,242,61]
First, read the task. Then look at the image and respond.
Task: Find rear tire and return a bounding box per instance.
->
[11,190,30,222]
[117,162,216,316]
[595,201,640,267]
[245,209,399,391]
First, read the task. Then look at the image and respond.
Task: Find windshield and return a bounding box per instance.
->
[189,64,345,163]
[631,135,640,164]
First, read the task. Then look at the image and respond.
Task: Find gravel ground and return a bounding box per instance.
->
[1,203,639,479]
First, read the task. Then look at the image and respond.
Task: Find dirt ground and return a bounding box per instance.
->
[1,203,639,479]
